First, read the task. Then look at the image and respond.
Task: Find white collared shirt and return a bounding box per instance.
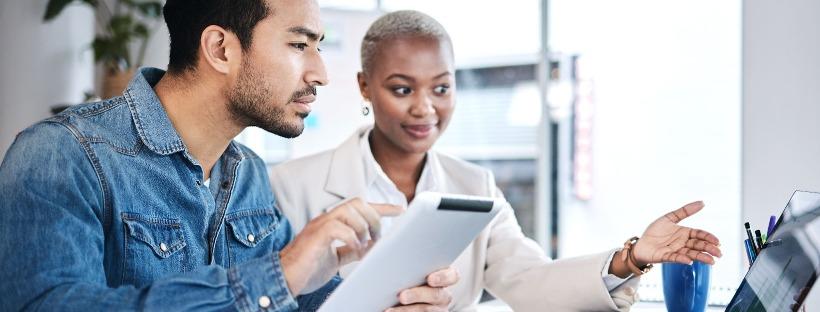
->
[358,128,441,235]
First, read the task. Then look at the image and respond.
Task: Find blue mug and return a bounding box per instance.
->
[662,261,711,312]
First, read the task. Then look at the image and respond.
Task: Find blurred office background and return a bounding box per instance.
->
[2,0,819,308]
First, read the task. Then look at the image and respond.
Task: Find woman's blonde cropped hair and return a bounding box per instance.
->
[360,10,453,76]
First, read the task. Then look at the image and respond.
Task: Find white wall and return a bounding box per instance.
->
[742,0,820,238]
[550,0,743,301]
[0,0,94,159]
[743,0,820,308]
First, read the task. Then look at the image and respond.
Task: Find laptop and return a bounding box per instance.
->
[725,190,820,312]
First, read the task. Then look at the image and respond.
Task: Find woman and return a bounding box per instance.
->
[270,10,722,311]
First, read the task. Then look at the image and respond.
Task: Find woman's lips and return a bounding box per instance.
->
[402,124,436,139]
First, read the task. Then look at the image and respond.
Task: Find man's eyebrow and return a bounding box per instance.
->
[287,26,324,42]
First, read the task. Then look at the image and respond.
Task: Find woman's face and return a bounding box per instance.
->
[359,36,455,155]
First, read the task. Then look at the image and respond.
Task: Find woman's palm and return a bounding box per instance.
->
[633,201,722,266]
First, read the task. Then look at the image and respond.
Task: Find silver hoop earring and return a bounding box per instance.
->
[361,100,371,116]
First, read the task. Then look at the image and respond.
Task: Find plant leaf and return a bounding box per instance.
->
[43,0,77,21]
[109,15,135,37]
[133,23,149,38]
[93,36,131,68]
[91,37,113,62]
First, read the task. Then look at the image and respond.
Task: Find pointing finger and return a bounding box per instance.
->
[370,203,405,217]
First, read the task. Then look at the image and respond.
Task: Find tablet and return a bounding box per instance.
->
[317,192,505,311]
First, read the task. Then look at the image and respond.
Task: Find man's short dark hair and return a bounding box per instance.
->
[163,0,271,73]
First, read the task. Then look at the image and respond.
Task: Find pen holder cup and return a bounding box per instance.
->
[662,261,711,312]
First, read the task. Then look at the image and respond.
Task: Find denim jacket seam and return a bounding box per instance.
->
[224,208,278,221]
[269,253,297,311]
[110,143,142,157]
[120,225,129,284]
[43,118,113,234]
[84,136,142,157]
[121,213,183,225]
[57,105,143,157]
[71,98,123,118]
[207,159,242,263]
[227,268,253,312]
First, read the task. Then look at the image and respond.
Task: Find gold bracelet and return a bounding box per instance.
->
[620,236,653,276]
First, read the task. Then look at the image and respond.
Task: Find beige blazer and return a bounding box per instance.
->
[270,127,638,311]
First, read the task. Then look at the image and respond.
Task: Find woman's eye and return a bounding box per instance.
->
[392,87,412,95]
[434,85,450,94]
[290,43,308,51]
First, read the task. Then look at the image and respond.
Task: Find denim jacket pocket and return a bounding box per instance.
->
[225,209,281,266]
[121,213,189,287]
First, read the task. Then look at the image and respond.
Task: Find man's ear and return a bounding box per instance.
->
[200,25,241,75]
[356,72,369,101]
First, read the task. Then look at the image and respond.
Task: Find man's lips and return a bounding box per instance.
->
[291,96,315,113]
[292,95,316,104]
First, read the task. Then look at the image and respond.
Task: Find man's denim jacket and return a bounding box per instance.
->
[0,68,337,311]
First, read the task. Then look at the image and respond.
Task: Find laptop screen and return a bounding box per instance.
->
[725,191,820,312]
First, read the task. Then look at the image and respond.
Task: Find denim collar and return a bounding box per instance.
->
[124,67,186,155]
[123,67,246,161]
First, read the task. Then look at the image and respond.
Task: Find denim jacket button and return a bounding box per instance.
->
[159,242,168,252]
[258,295,271,308]
[247,234,255,243]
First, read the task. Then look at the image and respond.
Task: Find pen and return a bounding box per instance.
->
[766,215,777,237]
[744,239,756,265]
[755,230,765,251]
[745,222,759,254]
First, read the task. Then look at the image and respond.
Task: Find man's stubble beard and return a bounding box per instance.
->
[227,60,306,139]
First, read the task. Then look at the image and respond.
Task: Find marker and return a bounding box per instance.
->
[766,215,777,237]
[745,222,758,255]
[755,230,765,251]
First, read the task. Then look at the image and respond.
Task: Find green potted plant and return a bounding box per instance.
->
[43,0,163,99]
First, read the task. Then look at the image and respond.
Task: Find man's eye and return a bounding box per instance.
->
[434,85,450,94]
[392,87,412,95]
[290,43,308,51]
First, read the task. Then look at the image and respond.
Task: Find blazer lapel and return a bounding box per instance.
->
[325,127,370,199]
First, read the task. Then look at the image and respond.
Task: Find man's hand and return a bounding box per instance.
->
[633,201,722,266]
[279,198,403,295]
[386,267,459,312]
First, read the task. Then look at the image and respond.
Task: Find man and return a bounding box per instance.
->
[0,0,456,311]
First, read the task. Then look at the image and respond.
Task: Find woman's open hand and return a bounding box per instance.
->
[633,201,723,266]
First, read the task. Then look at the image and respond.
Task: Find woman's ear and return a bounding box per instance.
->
[357,72,369,100]
[200,25,240,75]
